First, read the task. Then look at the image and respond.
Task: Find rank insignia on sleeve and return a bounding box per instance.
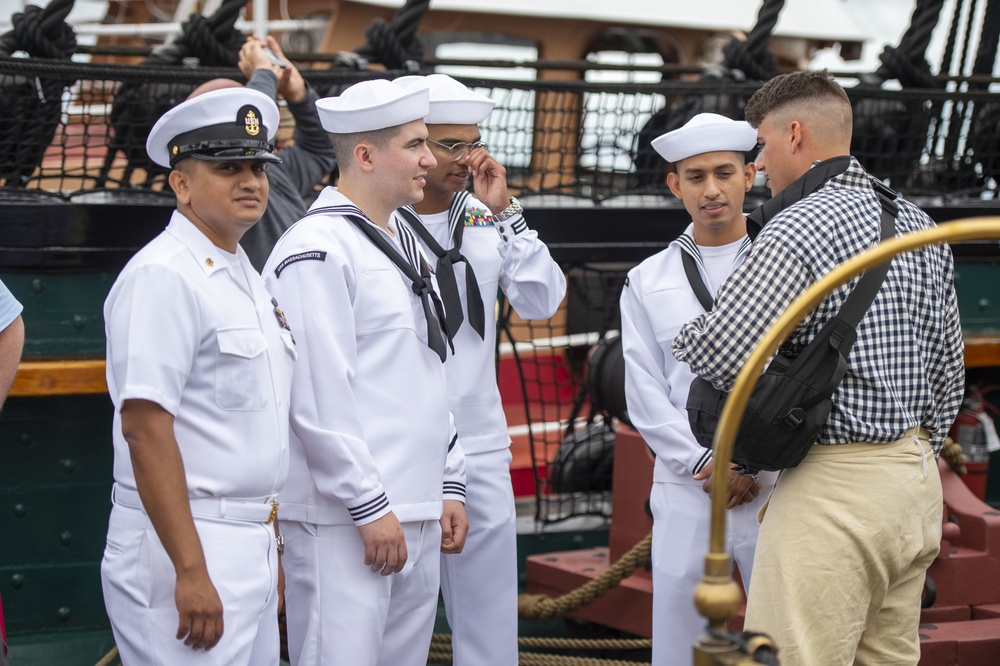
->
[463,208,494,227]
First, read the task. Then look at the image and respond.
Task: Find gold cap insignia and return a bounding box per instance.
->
[245,109,260,137]
[172,145,179,155]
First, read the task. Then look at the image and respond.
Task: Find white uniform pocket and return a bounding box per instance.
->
[216,327,268,410]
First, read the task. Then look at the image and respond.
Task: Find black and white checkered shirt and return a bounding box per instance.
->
[672,157,964,452]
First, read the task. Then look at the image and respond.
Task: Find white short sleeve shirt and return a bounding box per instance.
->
[104,212,295,499]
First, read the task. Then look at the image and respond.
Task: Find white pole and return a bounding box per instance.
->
[253,0,268,40]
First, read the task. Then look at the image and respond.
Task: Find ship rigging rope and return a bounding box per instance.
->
[0,0,77,186]
[873,0,944,88]
[0,0,76,58]
[722,0,783,80]
[353,0,430,70]
[972,0,1000,82]
[143,0,250,66]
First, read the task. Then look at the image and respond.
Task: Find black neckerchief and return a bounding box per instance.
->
[397,191,486,341]
[303,206,452,362]
[747,156,852,240]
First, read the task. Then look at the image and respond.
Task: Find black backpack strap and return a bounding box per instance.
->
[831,184,897,348]
[792,186,897,413]
[681,250,715,312]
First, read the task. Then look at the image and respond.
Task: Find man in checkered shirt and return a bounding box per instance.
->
[672,71,964,664]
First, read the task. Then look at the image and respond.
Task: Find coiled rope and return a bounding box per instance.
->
[99,0,250,187]
[0,0,77,186]
[722,0,783,81]
[353,0,430,71]
[872,0,945,89]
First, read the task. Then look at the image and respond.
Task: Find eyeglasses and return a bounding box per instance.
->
[426,139,489,161]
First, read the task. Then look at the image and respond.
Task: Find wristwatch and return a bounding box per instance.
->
[276,533,285,557]
[493,196,523,222]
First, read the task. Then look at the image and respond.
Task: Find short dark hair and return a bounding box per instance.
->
[328,126,401,173]
[744,71,851,128]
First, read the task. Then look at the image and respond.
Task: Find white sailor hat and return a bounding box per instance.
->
[146,87,280,169]
[651,113,757,164]
[315,79,429,134]
[393,74,495,125]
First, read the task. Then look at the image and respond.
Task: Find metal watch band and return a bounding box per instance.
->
[493,196,522,222]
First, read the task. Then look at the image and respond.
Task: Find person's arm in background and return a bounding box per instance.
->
[239,36,335,198]
[0,279,25,409]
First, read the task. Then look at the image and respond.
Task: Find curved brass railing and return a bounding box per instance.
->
[693,217,1000,664]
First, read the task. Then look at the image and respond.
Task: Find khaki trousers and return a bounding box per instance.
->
[744,430,942,666]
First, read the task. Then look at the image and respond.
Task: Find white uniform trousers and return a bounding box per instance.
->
[650,480,769,666]
[101,504,280,666]
[440,448,519,666]
[282,518,442,666]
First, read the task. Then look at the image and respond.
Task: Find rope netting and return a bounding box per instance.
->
[0,55,997,524]
[1,58,999,201]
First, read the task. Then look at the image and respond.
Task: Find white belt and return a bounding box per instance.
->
[112,483,277,523]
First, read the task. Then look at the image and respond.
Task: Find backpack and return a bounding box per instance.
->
[685,182,898,474]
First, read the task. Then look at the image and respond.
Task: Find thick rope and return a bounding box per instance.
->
[431,634,652,651]
[0,0,77,186]
[940,436,969,476]
[517,654,648,666]
[876,46,940,88]
[868,0,945,88]
[518,533,652,620]
[892,0,947,65]
[100,0,249,185]
[354,0,430,69]
[517,637,652,650]
[0,0,77,58]
[430,649,648,666]
[972,0,1000,81]
[144,0,249,66]
[722,0,783,81]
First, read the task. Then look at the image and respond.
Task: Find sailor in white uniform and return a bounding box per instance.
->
[262,80,468,666]
[390,74,566,666]
[101,87,295,665]
[618,113,777,666]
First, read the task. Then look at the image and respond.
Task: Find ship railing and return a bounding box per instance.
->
[1,56,999,203]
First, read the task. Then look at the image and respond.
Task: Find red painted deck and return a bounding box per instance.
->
[499,350,581,498]
[527,432,1000,663]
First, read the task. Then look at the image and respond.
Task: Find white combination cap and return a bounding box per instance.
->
[315,79,430,134]
[146,87,280,169]
[650,113,757,163]
[393,74,495,125]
